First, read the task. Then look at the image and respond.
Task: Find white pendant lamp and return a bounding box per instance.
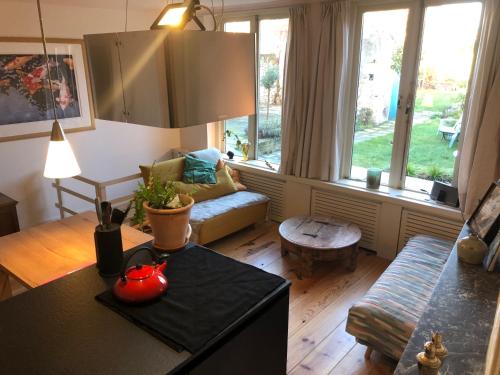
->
[37,0,81,179]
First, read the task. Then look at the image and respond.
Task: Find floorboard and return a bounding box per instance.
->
[209,221,397,375]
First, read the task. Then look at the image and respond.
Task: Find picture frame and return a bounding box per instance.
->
[0,37,94,142]
[468,180,500,245]
[483,229,500,272]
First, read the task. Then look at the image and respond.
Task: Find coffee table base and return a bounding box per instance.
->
[280,237,359,278]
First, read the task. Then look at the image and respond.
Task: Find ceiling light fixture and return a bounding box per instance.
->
[151,0,217,31]
[37,0,81,179]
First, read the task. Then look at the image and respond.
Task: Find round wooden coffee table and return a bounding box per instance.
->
[279,215,362,278]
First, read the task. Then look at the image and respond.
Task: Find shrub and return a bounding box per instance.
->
[356,107,375,129]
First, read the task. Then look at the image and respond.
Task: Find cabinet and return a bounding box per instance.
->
[0,193,19,236]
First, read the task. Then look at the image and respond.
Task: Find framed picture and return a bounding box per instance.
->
[0,37,94,142]
[468,181,500,245]
[483,229,500,272]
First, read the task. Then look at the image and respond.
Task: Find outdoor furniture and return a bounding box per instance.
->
[437,115,462,148]
[279,215,362,278]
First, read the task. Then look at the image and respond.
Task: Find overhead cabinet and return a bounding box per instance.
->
[84,30,256,128]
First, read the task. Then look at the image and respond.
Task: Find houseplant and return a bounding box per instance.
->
[133,173,194,251]
[225,130,251,161]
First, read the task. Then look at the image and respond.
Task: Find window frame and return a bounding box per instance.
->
[221,10,289,164]
[343,0,483,191]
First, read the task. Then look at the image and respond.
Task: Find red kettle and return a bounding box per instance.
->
[113,247,168,304]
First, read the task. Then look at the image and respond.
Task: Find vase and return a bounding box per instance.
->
[144,194,194,251]
[457,233,488,265]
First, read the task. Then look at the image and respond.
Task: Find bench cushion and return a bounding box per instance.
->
[189,191,270,244]
[346,235,453,360]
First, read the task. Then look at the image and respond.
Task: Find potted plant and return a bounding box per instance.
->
[133,173,194,251]
[225,130,251,161]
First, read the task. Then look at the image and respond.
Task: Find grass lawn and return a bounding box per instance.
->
[352,119,457,180]
[414,89,464,114]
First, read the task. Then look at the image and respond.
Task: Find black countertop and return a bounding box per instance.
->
[395,226,500,374]
[0,243,290,375]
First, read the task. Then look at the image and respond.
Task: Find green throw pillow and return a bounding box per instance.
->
[139,157,185,185]
[182,154,217,184]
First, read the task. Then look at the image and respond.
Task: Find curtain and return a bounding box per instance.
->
[280,1,350,181]
[459,0,500,218]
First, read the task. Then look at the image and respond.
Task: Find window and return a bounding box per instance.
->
[348,1,482,191]
[223,21,252,157]
[223,15,289,164]
[257,18,289,164]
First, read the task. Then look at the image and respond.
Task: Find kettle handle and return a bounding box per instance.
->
[120,247,165,281]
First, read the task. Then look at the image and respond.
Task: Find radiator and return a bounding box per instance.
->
[311,189,381,251]
[239,171,286,221]
[397,208,463,251]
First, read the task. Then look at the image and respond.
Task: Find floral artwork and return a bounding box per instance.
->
[0,54,80,126]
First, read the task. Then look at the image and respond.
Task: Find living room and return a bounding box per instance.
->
[0,0,499,374]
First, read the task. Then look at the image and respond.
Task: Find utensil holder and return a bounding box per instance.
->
[94,224,123,277]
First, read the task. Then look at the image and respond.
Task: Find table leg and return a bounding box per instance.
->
[302,253,314,278]
[0,270,12,301]
[348,244,359,272]
[280,238,289,257]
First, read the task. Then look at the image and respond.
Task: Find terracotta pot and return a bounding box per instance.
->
[144,194,194,251]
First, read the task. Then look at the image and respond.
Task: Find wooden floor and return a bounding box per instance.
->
[210,221,397,375]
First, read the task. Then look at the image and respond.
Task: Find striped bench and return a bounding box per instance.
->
[345,235,454,360]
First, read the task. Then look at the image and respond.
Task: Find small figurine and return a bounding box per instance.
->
[432,331,448,360]
[416,340,441,375]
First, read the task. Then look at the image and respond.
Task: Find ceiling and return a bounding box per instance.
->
[12,0,277,11]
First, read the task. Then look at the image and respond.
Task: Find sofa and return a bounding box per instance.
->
[139,149,270,245]
[345,235,454,360]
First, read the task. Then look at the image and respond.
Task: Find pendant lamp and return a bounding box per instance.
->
[37,0,81,179]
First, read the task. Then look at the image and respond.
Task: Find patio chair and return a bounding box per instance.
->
[438,115,462,148]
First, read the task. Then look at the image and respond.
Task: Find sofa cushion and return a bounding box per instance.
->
[173,166,237,203]
[182,154,217,184]
[345,235,453,360]
[188,148,222,165]
[139,157,184,184]
[189,191,270,243]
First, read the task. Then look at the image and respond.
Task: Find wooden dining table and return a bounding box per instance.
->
[0,211,152,300]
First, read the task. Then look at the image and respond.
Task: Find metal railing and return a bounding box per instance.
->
[52,173,142,219]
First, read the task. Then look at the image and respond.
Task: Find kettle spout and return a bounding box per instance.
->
[157,261,167,273]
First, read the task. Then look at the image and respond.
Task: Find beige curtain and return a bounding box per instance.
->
[280,1,350,181]
[459,0,500,218]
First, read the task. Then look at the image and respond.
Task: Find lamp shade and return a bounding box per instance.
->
[43,138,81,179]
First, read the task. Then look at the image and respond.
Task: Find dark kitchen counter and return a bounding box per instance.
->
[0,243,290,375]
[394,226,500,374]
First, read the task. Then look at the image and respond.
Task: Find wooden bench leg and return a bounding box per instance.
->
[364,346,373,360]
[0,270,12,301]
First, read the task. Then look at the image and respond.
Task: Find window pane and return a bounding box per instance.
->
[224,21,251,157]
[224,20,251,33]
[257,18,288,164]
[405,2,482,192]
[225,116,249,157]
[350,10,409,184]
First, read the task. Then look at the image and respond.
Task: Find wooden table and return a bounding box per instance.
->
[279,215,362,277]
[0,211,152,300]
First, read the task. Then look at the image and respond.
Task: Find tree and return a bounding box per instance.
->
[261,66,279,120]
[390,46,403,75]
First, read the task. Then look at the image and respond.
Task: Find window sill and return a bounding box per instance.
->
[225,158,461,216]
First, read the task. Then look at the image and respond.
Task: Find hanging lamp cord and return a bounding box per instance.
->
[36,0,58,122]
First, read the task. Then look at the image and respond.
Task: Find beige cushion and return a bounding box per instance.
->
[139,157,185,184]
[172,166,237,203]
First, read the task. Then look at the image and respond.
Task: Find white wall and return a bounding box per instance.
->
[0,1,183,228]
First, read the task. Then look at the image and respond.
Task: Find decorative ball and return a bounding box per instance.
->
[457,233,488,265]
[227,151,234,160]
